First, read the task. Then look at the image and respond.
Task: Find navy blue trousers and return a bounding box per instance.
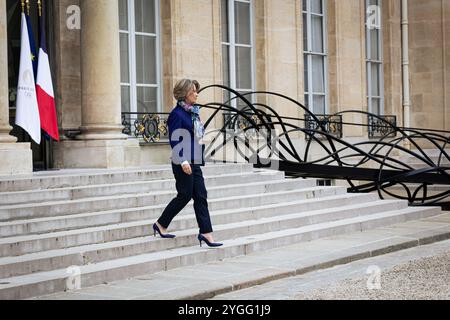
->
[158,163,213,234]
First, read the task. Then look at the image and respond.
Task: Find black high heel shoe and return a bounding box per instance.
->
[153,223,176,239]
[198,234,223,248]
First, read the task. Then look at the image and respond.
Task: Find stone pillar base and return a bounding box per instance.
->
[0,143,33,175]
[53,139,141,169]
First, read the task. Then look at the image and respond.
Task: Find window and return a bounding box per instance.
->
[366,0,384,115]
[303,0,328,115]
[221,0,255,110]
[119,0,161,114]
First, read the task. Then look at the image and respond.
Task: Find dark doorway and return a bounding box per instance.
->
[7,0,55,171]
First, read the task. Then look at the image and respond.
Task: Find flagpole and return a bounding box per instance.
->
[38,0,42,17]
[25,0,29,16]
[21,0,25,13]
[38,0,44,17]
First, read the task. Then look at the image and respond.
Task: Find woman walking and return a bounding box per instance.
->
[153,79,223,248]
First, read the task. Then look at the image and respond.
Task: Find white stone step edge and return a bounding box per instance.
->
[0,171,286,206]
[0,187,348,256]
[0,163,255,192]
[0,182,331,224]
[0,206,440,300]
[0,191,376,238]
[0,196,404,278]
[0,178,314,211]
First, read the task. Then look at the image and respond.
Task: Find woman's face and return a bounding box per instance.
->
[185,86,199,105]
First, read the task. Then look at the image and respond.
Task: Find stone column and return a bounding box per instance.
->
[0,0,32,175]
[78,0,125,140]
[0,0,15,144]
[328,0,366,137]
[53,0,140,168]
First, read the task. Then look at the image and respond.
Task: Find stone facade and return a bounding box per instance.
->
[0,0,32,175]
[0,0,448,174]
[409,0,449,132]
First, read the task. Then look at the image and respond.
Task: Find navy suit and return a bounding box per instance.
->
[167,105,205,166]
[158,105,213,234]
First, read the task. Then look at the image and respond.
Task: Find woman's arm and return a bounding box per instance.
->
[168,112,193,175]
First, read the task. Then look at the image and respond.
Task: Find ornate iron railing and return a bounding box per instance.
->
[304,114,343,140]
[122,112,169,143]
[196,85,450,209]
[368,115,397,139]
[222,112,263,139]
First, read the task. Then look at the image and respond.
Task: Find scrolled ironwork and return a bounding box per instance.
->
[196,85,450,209]
[223,109,263,139]
[122,112,169,143]
[368,115,397,139]
[305,114,343,140]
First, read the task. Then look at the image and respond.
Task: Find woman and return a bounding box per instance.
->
[153,79,223,248]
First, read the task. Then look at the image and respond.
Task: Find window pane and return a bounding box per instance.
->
[236,46,252,90]
[313,95,326,115]
[311,15,324,53]
[371,98,380,115]
[223,90,231,105]
[121,86,130,113]
[235,1,251,45]
[304,55,309,93]
[303,13,308,51]
[303,0,307,11]
[312,55,325,93]
[311,0,322,14]
[371,63,380,96]
[137,87,158,114]
[135,0,155,34]
[370,29,379,60]
[120,34,130,83]
[119,0,128,30]
[221,0,229,43]
[237,91,252,110]
[222,44,230,87]
[304,94,309,108]
[135,35,157,85]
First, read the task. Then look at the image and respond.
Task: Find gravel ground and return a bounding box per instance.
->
[294,252,450,300]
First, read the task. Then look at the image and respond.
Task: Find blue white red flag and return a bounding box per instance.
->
[36,2,59,141]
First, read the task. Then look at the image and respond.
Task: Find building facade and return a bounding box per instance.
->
[0,0,449,175]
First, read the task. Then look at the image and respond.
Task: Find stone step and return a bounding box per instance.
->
[0,193,384,278]
[0,171,286,206]
[0,185,352,238]
[0,205,440,300]
[0,186,345,257]
[0,187,364,239]
[0,163,255,192]
[0,179,319,222]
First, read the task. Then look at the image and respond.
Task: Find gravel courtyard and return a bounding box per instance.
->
[214,239,450,300]
[294,251,450,300]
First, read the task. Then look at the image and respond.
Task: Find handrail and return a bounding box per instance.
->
[196,85,450,209]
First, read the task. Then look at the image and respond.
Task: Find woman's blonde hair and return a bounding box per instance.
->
[173,79,201,101]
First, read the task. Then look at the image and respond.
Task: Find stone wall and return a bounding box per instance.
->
[383,0,402,121]
[409,0,447,132]
[52,0,82,135]
[328,0,366,137]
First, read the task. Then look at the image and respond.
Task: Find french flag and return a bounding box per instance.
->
[36,1,59,141]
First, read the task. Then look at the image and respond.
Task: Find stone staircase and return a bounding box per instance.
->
[397,148,450,170]
[386,149,450,207]
[0,163,443,300]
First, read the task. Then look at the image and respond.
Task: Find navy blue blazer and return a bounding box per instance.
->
[168,105,205,166]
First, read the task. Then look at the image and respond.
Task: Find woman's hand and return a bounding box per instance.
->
[182,163,193,175]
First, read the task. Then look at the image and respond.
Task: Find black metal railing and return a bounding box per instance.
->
[304,114,343,140]
[122,112,169,143]
[222,112,264,139]
[195,85,450,209]
[368,115,397,139]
